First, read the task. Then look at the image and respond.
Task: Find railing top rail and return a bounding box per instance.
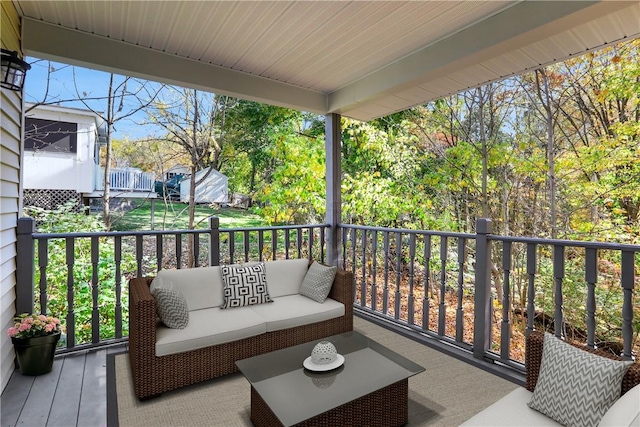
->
[33,229,207,239]
[221,223,330,233]
[32,223,330,239]
[339,223,474,239]
[492,234,640,251]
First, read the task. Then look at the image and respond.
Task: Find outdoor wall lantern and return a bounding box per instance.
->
[1,49,31,91]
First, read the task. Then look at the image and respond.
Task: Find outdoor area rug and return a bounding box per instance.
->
[107,317,518,426]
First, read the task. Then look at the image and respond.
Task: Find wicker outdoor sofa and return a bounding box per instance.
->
[128,259,354,400]
[462,331,640,426]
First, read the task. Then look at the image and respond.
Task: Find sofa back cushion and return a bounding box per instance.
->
[264,258,309,298]
[152,266,224,310]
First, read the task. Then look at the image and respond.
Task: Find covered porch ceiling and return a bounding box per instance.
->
[15,1,640,122]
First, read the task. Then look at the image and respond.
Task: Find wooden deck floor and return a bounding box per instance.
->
[1,344,126,427]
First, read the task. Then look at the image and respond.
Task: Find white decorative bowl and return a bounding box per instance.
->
[311,341,337,365]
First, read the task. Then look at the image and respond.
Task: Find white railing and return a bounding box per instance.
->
[95,167,155,192]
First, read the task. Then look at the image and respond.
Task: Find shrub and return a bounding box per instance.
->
[25,202,138,345]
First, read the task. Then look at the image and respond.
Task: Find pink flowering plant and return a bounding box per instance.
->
[7,313,61,339]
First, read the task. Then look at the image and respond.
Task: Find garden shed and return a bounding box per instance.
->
[179,167,228,204]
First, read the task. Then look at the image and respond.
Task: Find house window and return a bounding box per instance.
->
[24,118,78,153]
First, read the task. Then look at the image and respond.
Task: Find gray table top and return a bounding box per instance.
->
[236,330,425,426]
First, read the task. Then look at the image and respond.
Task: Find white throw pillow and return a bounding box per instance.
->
[299,261,337,303]
[220,262,273,308]
[528,333,633,427]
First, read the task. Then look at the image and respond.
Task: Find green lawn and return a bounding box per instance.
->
[111,200,266,231]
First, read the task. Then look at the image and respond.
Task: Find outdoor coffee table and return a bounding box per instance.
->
[236,330,425,427]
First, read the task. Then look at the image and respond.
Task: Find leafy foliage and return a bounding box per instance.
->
[25,202,137,344]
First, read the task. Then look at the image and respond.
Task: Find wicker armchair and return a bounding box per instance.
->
[128,268,354,400]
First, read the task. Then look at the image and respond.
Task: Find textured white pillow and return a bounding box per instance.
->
[150,287,189,329]
[528,333,633,427]
[299,262,337,303]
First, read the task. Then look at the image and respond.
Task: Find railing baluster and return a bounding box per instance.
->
[585,248,597,349]
[308,227,314,261]
[209,217,220,267]
[229,231,235,264]
[526,243,537,336]
[438,236,448,336]
[408,234,416,325]
[271,229,277,260]
[423,235,431,330]
[38,239,48,314]
[360,229,367,307]
[91,236,100,343]
[176,233,182,269]
[371,230,378,312]
[297,228,302,259]
[553,245,565,338]
[66,237,75,349]
[341,227,347,270]
[115,236,122,338]
[350,228,357,295]
[395,232,402,320]
[156,234,163,271]
[456,237,465,342]
[383,231,390,315]
[285,229,290,259]
[258,230,264,262]
[243,230,250,262]
[136,235,143,277]
[194,234,200,267]
[320,226,325,264]
[620,250,635,360]
[501,241,512,360]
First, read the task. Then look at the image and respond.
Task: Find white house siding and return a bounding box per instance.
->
[0,1,23,392]
[23,105,98,193]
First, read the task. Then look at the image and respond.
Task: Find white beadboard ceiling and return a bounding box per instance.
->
[14,1,640,122]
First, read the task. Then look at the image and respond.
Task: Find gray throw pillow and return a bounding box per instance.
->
[299,261,337,303]
[528,333,633,427]
[150,287,189,329]
[220,262,272,308]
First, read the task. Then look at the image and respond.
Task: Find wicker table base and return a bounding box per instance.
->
[250,379,409,427]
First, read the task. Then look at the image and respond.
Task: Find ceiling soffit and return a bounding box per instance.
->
[16,1,640,121]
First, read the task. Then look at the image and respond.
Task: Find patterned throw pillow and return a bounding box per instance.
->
[528,333,633,427]
[150,287,189,329]
[220,262,273,308]
[299,261,337,303]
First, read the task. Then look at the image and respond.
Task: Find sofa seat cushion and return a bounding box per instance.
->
[249,294,345,332]
[153,266,223,311]
[264,259,309,298]
[598,383,640,427]
[155,306,266,356]
[460,387,562,426]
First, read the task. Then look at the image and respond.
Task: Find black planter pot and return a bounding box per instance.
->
[11,331,61,375]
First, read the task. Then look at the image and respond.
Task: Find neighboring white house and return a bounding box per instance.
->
[23,104,156,210]
[180,167,228,204]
